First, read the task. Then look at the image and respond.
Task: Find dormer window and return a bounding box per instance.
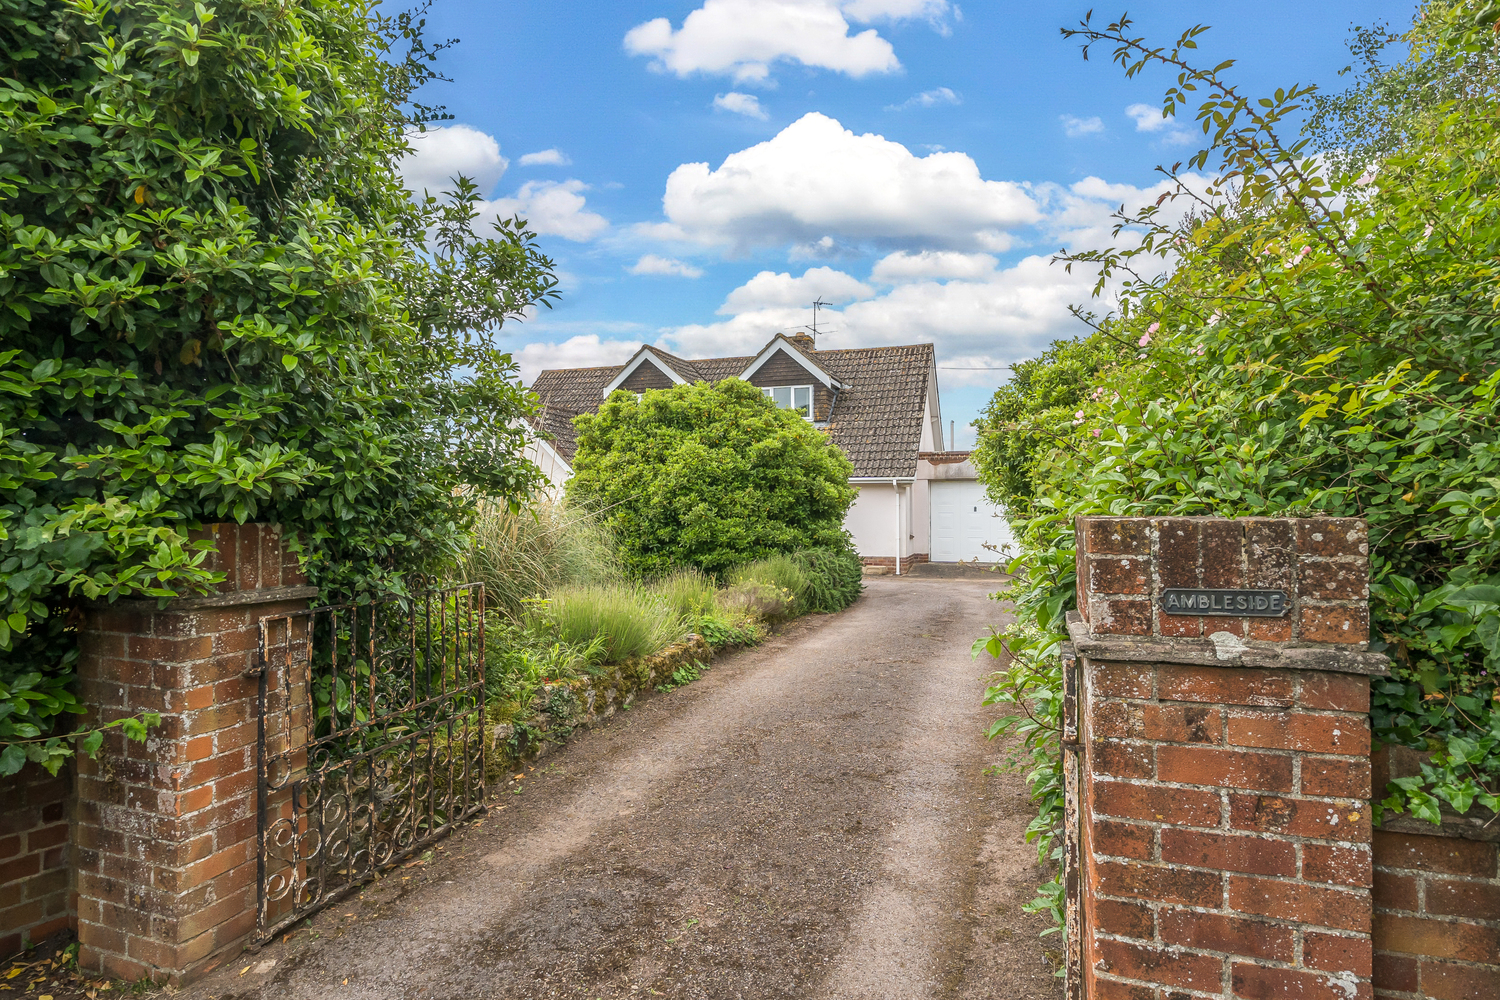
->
[765,385,814,419]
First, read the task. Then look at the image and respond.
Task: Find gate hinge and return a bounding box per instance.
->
[242,655,267,680]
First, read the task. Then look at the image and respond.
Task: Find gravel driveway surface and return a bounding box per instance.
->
[181,576,1061,1000]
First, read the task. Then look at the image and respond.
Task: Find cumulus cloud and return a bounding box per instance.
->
[1125,103,1195,145]
[886,86,961,111]
[870,250,998,282]
[653,112,1040,252]
[624,0,953,83]
[482,180,608,242]
[1039,173,1211,252]
[516,335,642,385]
[659,251,1095,373]
[629,254,705,278]
[649,171,1216,381]
[400,125,508,196]
[718,266,873,314]
[519,148,571,167]
[1061,114,1104,137]
[712,92,768,119]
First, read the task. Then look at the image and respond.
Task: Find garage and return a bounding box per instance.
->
[930,480,1011,563]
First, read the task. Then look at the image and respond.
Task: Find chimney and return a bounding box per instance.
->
[788,332,815,352]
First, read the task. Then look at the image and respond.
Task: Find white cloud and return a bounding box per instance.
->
[841,0,950,22]
[712,92,769,119]
[659,251,1096,375]
[870,250,998,282]
[654,112,1040,252]
[650,171,1211,383]
[1039,173,1212,252]
[519,148,571,167]
[400,125,508,196]
[1061,114,1104,137]
[624,0,910,84]
[1125,103,1195,145]
[1125,103,1171,133]
[886,86,961,111]
[629,254,705,278]
[718,266,873,314]
[482,180,608,242]
[516,336,642,385]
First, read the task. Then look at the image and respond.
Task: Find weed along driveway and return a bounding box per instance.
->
[183,577,1059,1000]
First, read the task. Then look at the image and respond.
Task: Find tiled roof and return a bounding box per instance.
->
[815,343,934,477]
[528,338,935,477]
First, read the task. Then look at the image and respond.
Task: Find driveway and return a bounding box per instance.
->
[184,576,1061,1000]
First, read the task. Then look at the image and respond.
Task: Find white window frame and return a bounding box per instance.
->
[764,384,814,419]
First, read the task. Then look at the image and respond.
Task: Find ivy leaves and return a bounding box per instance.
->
[1,1,552,767]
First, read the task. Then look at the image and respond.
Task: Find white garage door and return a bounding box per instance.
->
[931,480,1011,563]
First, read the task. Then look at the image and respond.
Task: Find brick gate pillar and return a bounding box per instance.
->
[73,524,315,982]
[1063,516,1389,1000]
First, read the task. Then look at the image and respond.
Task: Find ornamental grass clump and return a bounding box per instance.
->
[461,500,622,620]
[547,584,682,664]
[652,568,718,621]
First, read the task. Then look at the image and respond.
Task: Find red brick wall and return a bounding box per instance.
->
[0,765,72,958]
[73,523,312,982]
[1081,659,1375,999]
[859,553,929,570]
[1077,516,1369,645]
[1371,828,1499,999]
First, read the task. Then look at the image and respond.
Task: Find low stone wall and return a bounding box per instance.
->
[0,765,73,957]
[485,634,714,774]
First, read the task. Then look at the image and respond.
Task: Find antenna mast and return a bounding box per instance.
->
[807,297,827,347]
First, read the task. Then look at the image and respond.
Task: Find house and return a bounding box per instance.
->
[524,332,1010,571]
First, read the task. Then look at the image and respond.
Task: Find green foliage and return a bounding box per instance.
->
[566,380,858,577]
[979,1,1500,935]
[1,1,557,761]
[484,613,606,724]
[715,580,795,622]
[460,500,622,620]
[656,658,707,693]
[975,525,1075,936]
[790,544,865,614]
[972,335,1119,515]
[546,584,682,664]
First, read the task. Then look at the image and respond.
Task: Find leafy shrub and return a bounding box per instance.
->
[653,569,719,621]
[547,584,681,664]
[791,545,864,613]
[0,2,555,773]
[461,501,621,619]
[975,2,1500,934]
[566,380,857,577]
[694,612,764,648]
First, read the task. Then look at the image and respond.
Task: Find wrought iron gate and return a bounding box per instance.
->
[254,585,486,940]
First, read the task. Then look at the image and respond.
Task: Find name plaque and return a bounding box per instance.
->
[1161,588,1289,617]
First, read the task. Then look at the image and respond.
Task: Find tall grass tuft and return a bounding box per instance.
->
[461,500,622,619]
[652,568,718,620]
[548,584,682,663]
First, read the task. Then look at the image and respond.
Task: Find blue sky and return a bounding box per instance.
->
[401,1,1416,448]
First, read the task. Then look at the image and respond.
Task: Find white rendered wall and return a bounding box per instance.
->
[845,483,901,557]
